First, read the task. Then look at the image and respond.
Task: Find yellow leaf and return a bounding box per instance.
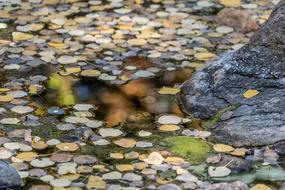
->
[86,176,106,189]
[48,41,67,49]
[158,87,180,95]
[116,164,134,172]
[56,143,79,152]
[194,52,216,61]
[250,184,272,190]
[16,152,38,161]
[213,144,234,153]
[0,88,9,92]
[113,138,136,148]
[159,124,180,132]
[110,153,124,159]
[164,157,185,165]
[30,23,44,31]
[12,32,33,41]
[243,89,259,99]
[230,148,247,157]
[65,67,81,74]
[127,39,147,46]
[59,174,80,181]
[135,0,141,5]
[219,0,240,6]
[29,85,38,94]
[32,141,48,150]
[81,69,101,77]
[0,95,13,102]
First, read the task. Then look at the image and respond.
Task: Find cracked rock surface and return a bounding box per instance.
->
[178,0,285,147]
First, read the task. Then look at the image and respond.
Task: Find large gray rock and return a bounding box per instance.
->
[178,0,285,147]
[0,161,21,189]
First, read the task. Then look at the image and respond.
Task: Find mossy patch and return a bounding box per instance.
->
[203,102,241,129]
[164,136,212,164]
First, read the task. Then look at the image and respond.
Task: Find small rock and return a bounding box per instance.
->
[216,8,259,33]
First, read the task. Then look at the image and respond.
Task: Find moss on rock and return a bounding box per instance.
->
[203,102,241,129]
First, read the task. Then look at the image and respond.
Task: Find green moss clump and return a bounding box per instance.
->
[203,102,241,129]
[164,136,212,164]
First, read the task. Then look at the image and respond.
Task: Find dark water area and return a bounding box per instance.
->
[39,57,193,127]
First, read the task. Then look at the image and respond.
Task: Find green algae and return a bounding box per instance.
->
[164,136,212,164]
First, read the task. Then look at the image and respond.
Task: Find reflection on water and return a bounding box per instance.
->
[42,57,193,127]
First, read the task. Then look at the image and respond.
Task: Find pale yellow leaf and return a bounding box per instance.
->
[213,144,234,153]
[158,87,180,95]
[243,89,259,99]
[219,0,240,6]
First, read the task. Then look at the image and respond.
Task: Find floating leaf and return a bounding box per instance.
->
[110,153,124,159]
[87,176,106,189]
[194,52,216,61]
[159,124,180,132]
[214,144,234,153]
[81,69,101,77]
[113,138,136,148]
[116,164,134,172]
[230,148,247,157]
[32,141,48,150]
[56,143,79,152]
[127,39,147,46]
[243,89,259,99]
[144,152,164,165]
[219,0,240,6]
[28,85,38,94]
[65,67,81,73]
[158,87,180,95]
[16,152,38,161]
[164,157,185,165]
[0,95,13,102]
[0,147,13,159]
[157,115,182,124]
[31,158,55,168]
[12,32,33,41]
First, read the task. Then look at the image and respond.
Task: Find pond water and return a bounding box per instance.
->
[0,0,282,189]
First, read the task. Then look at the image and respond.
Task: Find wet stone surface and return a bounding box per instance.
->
[0,0,283,190]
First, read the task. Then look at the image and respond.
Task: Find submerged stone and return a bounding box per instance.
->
[0,161,21,189]
[178,1,285,146]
